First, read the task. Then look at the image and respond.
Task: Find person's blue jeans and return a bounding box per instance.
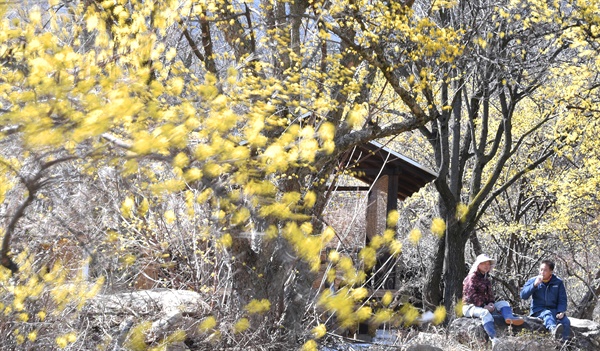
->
[463,301,510,324]
[463,301,512,338]
[534,309,571,340]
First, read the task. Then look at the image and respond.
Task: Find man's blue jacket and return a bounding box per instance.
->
[520,274,567,315]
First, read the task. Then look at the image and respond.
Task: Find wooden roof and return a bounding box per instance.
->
[342,140,437,200]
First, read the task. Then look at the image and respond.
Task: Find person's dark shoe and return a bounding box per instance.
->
[551,324,564,339]
[505,316,524,326]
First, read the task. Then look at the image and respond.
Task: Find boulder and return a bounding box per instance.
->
[405,345,443,351]
[86,288,209,317]
[84,289,210,349]
[403,332,447,350]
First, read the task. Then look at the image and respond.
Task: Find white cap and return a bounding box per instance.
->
[469,253,496,274]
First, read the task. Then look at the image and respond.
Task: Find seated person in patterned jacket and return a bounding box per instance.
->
[462,254,524,346]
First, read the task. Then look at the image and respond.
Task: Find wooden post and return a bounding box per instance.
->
[366,167,400,290]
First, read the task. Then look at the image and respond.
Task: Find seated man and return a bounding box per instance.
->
[462,254,524,346]
[520,259,571,341]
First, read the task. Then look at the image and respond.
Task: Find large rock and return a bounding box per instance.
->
[84,289,211,350]
[449,315,600,350]
[86,288,209,317]
[405,345,443,351]
[402,332,447,351]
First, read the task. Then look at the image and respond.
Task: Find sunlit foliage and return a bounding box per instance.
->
[3,0,600,348]
[0,0,461,347]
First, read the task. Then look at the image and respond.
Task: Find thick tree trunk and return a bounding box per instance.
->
[423,218,470,314]
[443,226,468,313]
[230,235,313,335]
[423,237,445,309]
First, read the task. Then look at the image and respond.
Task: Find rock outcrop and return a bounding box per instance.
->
[82,289,600,350]
[84,289,210,350]
[449,315,600,350]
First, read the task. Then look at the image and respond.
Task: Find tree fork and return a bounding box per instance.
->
[1,185,36,274]
[1,155,77,274]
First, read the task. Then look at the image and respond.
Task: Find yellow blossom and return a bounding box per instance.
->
[125,321,152,351]
[455,300,464,317]
[312,324,327,339]
[400,304,420,326]
[318,121,336,141]
[321,226,335,243]
[431,218,446,237]
[122,254,136,266]
[37,311,47,321]
[28,331,37,342]
[199,316,217,332]
[106,230,119,242]
[232,208,250,226]
[381,291,393,307]
[355,306,372,321]
[173,152,189,168]
[0,266,11,282]
[86,14,99,31]
[372,309,393,325]
[386,210,399,227]
[389,239,402,256]
[121,197,134,218]
[326,268,336,283]
[383,229,395,243]
[359,247,377,270]
[164,329,186,343]
[66,332,77,343]
[164,210,176,224]
[328,250,340,263]
[351,287,368,301]
[244,299,271,314]
[233,318,249,333]
[302,339,318,351]
[219,233,232,248]
[137,198,149,216]
[265,225,278,240]
[433,306,446,325]
[184,168,203,182]
[56,336,68,348]
[408,228,422,245]
[346,104,367,127]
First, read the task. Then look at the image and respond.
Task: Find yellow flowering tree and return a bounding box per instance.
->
[0,0,465,348]
[486,0,600,319]
[461,57,600,307]
[387,0,600,312]
[7,0,600,348]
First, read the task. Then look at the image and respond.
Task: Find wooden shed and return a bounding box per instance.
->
[322,140,437,290]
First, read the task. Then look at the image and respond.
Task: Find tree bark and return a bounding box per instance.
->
[230,234,314,335]
[571,269,600,319]
[469,231,483,256]
[443,225,469,312]
[423,236,445,309]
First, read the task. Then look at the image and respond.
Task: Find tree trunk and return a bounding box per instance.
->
[571,269,600,320]
[469,231,483,256]
[230,235,313,335]
[423,237,445,309]
[443,225,469,313]
[423,209,471,313]
[572,288,600,320]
